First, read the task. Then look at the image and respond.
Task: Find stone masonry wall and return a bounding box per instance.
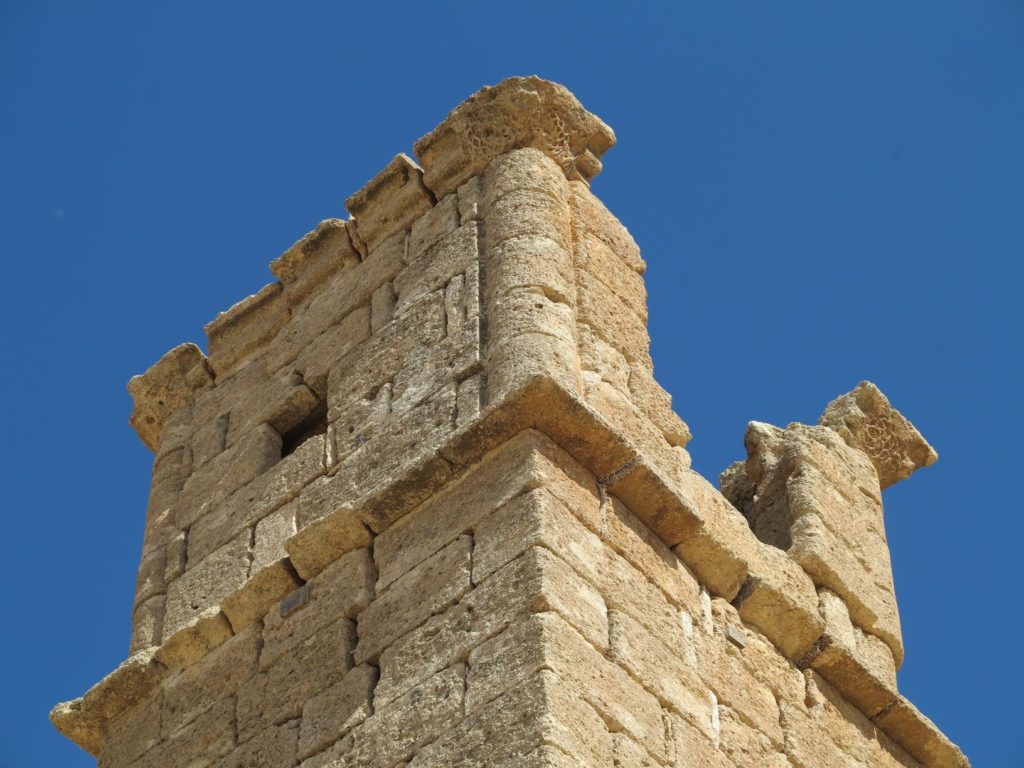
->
[52,77,968,768]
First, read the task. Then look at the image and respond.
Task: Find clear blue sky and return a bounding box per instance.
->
[2,3,1021,766]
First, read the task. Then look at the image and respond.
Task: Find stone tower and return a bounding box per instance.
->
[52,77,968,768]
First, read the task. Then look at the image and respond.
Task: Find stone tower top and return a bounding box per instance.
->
[52,77,967,768]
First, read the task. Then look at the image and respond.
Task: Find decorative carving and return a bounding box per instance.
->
[820,381,938,490]
[414,76,616,199]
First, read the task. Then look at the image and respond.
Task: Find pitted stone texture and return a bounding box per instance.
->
[414,76,616,198]
[820,381,938,490]
[128,343,213,451]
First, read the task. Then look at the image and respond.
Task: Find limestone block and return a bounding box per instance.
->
[187,432,323,564]
[128,343,213,451]
[468,611,668,763]
[788,511,901,660]
[576,269,651,367]
[129,594,165,653]
[455,374,481,427]
[298,664,377,759]
[161,625,259,737]
[579,323,630,394]
[405,669,614,768]
[608,609,715,740]
[474,479,691,656]
[164,529,188,584]
[326,383,459,534]
[239,617,355,738]
[394,223,478,313]
[249,499,295,573]
[603,496,701,612]
[303,664,466,768]
[703,599,806,710]
[261,547,373,670]
[607,456,754,601]
[265,230,403,375]
[732,544,825,662]
[718,706,790,768]
[568,180,644,275]
[175,423,282,530]
[164,530,250,640]
[133,545,168,608]
[804,671,922,768]
[287,483,373,581]
[154,606,233,670]
[414,76,615,198]
[611,733,661,768]
[133,696,236,768]
[50,649,167,756]
[627,363,692,448]
[374,429,597,589]
[575,230,647,320]
[214,722,299,768]
[356,535,472,664]
[291,307,371,397]
[457,176,483,223]
[375,544,607,707]
[97,693,161,768]
[776,700,855,768]
[583,377,688,493]
[873,697,967,768]
[408,191,459,259]
[820,381,938,490]
[270,218,360,309]
[266,249,385,378]
[345,153,434,252]
[670,713,732,768]
[221,557,302,633]
[488,191,573,255]
[205,282,289,377]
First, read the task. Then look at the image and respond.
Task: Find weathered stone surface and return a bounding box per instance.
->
[375,544,607,708]
[205,282,289,377]
[164,531,250,640]
[299,664,377,759]
[303,665,466,768]
[270,218,359,309]
[345,153,434,252]
[128,343,213,451]
[408,669,614,768]
[97,692,161,768]
[58,78,967,768]
[609,609,716,739]
[469,611,670,762]
[239,616,356,741]
[725,417,905,664]
[415,76,615,198]
[161,626,259,737]
[820,381,938,490]
[356,535,472,664]
[261,547,374,670]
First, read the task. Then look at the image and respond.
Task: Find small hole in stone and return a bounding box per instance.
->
[280,401,328,458]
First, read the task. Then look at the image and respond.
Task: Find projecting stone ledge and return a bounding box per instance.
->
[820,380,938,489]
[414,75,616,198]
[127,343,213,451]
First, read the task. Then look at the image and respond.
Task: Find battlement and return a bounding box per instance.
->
[52,77,966,768]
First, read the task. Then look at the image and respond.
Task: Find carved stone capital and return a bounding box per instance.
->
[128,343,213,451]
[820,381,938,490]
[414,76,616,199]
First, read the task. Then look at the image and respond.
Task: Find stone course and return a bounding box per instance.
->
[52,76,968,768]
